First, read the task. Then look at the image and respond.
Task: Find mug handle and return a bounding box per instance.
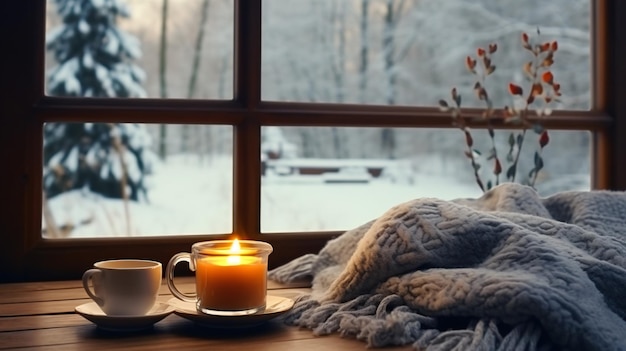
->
[166,252,197,303]
[82,268,104,307]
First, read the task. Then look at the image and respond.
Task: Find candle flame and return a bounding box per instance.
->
[229,239,241,254]
[227,239,241,265]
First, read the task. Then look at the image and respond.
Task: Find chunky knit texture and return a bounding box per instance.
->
[268,183,626,351]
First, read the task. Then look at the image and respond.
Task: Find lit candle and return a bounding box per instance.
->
[195,239,267,311]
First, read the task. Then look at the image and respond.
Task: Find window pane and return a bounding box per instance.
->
[262,0,591,110]
[42,123,233,238]
[260,126,590,232]
[45,0,234,99]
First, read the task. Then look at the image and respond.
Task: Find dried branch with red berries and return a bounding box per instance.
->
[438,29,561,192]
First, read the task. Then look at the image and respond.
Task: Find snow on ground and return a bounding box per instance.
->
[261,172,480,232]
[43,154,483,238]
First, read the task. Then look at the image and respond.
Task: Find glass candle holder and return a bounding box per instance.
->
[167,240,273,316]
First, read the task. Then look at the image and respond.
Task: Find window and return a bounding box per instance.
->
[1,0,624,282]
[42,0,592,237]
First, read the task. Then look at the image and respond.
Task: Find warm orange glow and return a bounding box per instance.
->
[195,239,267,311]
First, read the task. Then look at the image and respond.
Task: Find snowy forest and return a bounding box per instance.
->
[43,0,592,238]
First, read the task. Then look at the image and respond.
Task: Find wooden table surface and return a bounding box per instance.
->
[0,277,413,350]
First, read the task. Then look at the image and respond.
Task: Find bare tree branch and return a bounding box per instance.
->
[187,0,211,99]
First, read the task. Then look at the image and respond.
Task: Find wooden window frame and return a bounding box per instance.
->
[0,0,624,282]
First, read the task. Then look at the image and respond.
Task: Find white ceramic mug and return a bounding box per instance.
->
[82,259,162,316]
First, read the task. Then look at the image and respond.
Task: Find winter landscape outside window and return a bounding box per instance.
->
[43,0,591,238]
[43,0,235,237]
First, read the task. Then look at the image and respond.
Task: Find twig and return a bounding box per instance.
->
[41,190,61,238]
[439,30,560,192]
[110,125,132,236]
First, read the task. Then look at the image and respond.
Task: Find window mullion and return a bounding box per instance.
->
[234,0,261,106]
[233,0,262,239]
[606,0,626,190]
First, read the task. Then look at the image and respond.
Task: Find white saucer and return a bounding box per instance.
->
[167,295,295,328]
[75,302,175,332]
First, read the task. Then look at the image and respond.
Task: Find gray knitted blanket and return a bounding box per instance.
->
[268,183,626,351]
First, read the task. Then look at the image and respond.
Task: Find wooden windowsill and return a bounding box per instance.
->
[0,277,412,350]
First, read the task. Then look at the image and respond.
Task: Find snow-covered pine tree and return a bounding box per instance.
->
[44,0,153,202]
